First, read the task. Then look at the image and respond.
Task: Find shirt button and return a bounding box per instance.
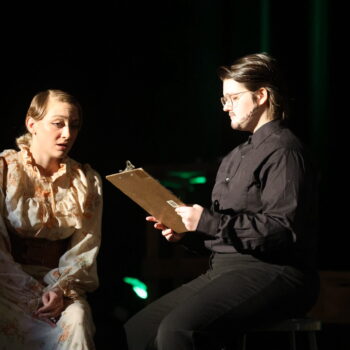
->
[225,177,230,183]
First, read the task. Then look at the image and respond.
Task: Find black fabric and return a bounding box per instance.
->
[196,120,318,269]
[124,120,320,350]
[124,253,320,350]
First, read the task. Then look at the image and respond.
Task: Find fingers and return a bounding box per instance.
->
[146,216,157,222]
[175,205,194,218]
[175,204,203,231]
[36,308,61,319]
[36,302,63,317]
[36,301,63,314]
[35,299,64,319]
[154,222,167,230]
[42,288,62,305]
[42,293,50,305]
[36,290,64,317]
[146,216,168,230]
[33,314,58,328]
[175,205,199,215]
[146,216,184,242]
[161,228,174,237]
[174,205,186,214]
[161,228,185,242]
[40,291,57,308]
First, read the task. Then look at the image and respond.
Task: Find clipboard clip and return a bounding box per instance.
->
[119,160,136,173]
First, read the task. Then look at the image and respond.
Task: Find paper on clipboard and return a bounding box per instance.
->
[106,161,187,233]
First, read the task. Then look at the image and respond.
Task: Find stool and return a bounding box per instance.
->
[226,318,322,350]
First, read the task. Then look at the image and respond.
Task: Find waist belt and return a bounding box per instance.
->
[9,231,70,268]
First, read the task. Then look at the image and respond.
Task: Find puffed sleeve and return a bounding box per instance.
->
[0,156,10,251]
[0,156,44,313]
[42,165,103,299]
[0,157,5,213]
[1,156,9,253]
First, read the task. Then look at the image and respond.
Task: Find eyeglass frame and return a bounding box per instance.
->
[220,90,252,107]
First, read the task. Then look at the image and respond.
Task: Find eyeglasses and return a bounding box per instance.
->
[220,90,251,107]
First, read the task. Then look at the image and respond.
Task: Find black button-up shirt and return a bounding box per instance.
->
[196,119,318,269]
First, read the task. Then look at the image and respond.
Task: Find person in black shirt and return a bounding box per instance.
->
[124,53,320,350]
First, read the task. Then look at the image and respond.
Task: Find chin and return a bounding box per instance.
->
[55,152,67,159]
[230,121,242,130]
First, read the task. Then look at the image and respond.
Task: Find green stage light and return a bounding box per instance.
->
[167,171,203,179]
[133,286,148,299]
[189,176,207,185]
[123,277,148,299]
[160,180,183,189]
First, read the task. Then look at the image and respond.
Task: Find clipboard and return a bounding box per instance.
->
[106,161,187,233]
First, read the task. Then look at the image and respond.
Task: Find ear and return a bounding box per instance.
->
[256,87,269,106]
[26,116,37,135]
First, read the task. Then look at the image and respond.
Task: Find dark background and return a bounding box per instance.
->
[1,0,346,348]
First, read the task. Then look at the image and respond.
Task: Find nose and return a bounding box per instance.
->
[223,101,232,112]
[61,125,71,139]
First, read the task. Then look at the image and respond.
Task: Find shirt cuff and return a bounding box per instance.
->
[196,208,221,237]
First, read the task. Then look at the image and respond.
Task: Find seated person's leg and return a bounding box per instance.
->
[58,297,95,349]
[124,273,211,350]
[127,263,318,350]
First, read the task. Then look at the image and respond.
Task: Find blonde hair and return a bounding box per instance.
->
[16,89,83,147]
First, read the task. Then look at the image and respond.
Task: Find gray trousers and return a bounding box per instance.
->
[124,253,319,350]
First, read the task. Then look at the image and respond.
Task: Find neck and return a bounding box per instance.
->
[252,108,274,133]
[29,144,60,176]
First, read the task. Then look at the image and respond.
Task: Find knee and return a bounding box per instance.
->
[60,300,92,327]
[156,315,193,349]
[156,318,174,346]
[124,316,157,350]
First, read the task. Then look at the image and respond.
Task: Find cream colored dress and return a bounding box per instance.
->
[0,144,102,350]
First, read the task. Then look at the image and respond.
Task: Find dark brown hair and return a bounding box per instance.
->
[218,53,288,120]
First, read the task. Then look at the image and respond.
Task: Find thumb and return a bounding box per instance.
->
[42,293,50,305]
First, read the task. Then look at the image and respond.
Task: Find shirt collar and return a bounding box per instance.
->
[19,144,69,182]
[250,119,284,149]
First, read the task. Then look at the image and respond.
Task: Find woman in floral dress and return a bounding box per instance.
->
[0,89,102,349]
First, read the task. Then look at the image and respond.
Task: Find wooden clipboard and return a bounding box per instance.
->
[106,163,187,233]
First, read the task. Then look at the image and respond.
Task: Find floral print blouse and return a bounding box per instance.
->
[0,144,102,307]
